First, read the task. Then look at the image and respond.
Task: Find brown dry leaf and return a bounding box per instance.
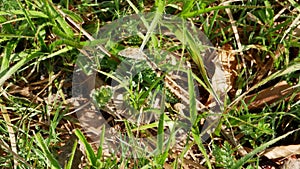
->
[244,81,299,110]
[281,158,300,169]
[218,43,238,95]
[261,145,300,159]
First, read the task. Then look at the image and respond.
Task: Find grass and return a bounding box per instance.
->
[0,0,300,168]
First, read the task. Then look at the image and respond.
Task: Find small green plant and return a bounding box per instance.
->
[212,141,236,168]
[1,0,300,168]
[91,86,113,108]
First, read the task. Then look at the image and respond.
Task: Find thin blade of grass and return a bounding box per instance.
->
[232,128,300,169]
[162,21,221,105]
[35,133,61,169]
[157,89,166,154]
[0,15,15,33]
[46,1,74,38]
[0,17,26,27]
[65,139,78,169]
[74,129,97,166]
[97,124,106,160]
[0,34,34,38]
[180,0,195,15]
[0,51,42,87]
[139,0,165,51]
[188,69,197,124]
[16,0,47,51]
[1,41,17,72]
[37,46,74,62]
[191,122,212,169]
[0,139,32,168]
[123,120,144,157]
[61,8,83,23]
[0,10,49,18]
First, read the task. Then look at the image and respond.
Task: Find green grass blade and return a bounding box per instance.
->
[46,1,74,38]
[65,139,78,169]
[163,21,222,106]
[37,46,74,62]
[74,129,97,166]
[157,90,166,154]
[124,120,134,139]
[35,133,61,169]
[16,0,47,51]
[0,10,49,18]
[139,0,165,50]
[0,15,17,33]
[232,128,300,169]
[1,41,17,72]
[15,0,35,31]
[125,0,141,15]
[0,51,42,87]
[137,74,164,102]
[188,69,197,124]
[0,34,34,38]
[180,0,195,16]
[97,125,106,160]
[288,0,300,11]
[61,8,83,23]
[191,122,212,169]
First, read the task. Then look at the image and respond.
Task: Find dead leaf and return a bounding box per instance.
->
[244,81,299,110]
[218,43,238,94]
[281,158,300,169]
[261,145,300,159]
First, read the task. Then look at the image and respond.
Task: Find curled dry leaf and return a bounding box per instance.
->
[261,145,300,159]
[218,43,238,96]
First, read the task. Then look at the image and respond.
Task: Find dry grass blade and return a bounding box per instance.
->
[280,13,300,43]
[0,105,17,168]
[280,0,300,43]
[221,1,246,78]
[0,139,32,168]
[218,44,237,94]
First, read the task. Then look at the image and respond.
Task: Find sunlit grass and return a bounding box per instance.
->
[0,0,299,168]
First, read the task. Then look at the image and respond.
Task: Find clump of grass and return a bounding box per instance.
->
[0,0,299,168]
